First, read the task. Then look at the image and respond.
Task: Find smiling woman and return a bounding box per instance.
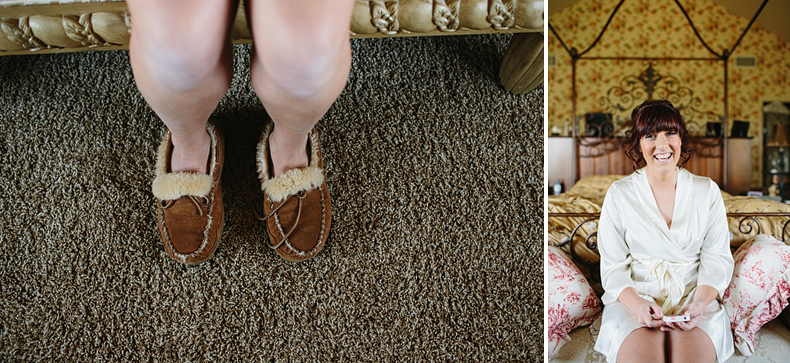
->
[595,100,735,363]
[624,100,692,173]
[626,100,692,228]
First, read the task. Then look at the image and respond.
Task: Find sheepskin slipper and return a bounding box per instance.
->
[256,123,331,262]
[152,119,224,265]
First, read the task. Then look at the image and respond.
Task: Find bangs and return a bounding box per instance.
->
[636,107,685,137]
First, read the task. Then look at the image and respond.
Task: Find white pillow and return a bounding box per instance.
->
[723,234,790,356]
[547,246,602,358]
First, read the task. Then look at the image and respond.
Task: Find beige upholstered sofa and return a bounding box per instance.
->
[0,0,544,94]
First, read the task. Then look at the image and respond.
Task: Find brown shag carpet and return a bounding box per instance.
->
[0,34,543,361]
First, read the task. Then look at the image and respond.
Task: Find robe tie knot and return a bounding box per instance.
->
[644,257,687,312]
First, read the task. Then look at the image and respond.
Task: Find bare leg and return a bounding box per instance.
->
[128,0,236,174]
[247,0,354,176]
[616,328,665,363]
[667,328,716,363]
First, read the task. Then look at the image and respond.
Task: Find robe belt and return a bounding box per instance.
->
[639,257,688,312]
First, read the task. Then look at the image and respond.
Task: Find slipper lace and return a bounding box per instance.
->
[161,195,210,216]
[253,191,306,249]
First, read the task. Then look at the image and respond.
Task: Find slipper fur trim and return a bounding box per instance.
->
[257,123,324,203]
[152,123,217,200]
[152,172,213,200]
[262,166,324,202]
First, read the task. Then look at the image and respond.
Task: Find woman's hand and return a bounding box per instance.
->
[661,285,718,331]
[634,299,666,328]
[661,302,704,331]
[619,287,664,328]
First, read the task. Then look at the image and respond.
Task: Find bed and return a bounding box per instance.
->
[548,174,790,362]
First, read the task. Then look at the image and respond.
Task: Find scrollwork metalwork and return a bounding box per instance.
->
[585,232,598,254]
[554,216,601,282]
[556,217,601,268]
[596,63,722,136]
[738,216,762,237]
[598,77,648,115]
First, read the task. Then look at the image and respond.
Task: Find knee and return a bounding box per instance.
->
[254,36,350,99]
[131,28,230,92]
[127,1,234,92]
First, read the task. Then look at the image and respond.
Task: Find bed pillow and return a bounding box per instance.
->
[547,245,602,358]
[564,174,627,205]
[722,234,790,356]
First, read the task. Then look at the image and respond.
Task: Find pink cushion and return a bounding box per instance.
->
[723,234,790,356]
[547,246,602,358]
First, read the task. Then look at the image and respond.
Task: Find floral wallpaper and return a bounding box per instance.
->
[548,0,790,188]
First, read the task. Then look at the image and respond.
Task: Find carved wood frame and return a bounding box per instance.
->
[0,0,545,94]
[0,0,543,55]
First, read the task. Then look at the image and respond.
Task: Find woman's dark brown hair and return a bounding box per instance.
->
[624,99,692,170]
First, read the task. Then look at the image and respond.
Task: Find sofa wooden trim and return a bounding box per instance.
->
[0,0,544,94]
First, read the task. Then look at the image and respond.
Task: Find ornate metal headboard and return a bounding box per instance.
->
[597,63,721,136]
[549,0,770,186]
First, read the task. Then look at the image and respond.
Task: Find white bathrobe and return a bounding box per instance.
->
[593,167,734,363]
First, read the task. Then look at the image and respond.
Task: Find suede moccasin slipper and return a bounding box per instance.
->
[256,123,331,262]
[152,119,224,265]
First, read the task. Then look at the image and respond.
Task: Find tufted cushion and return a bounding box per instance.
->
[723,234,790,356]
[547,246,602,358]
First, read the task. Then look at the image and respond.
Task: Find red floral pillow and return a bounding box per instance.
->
[547,246,602,358]
[723,234,790,356]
